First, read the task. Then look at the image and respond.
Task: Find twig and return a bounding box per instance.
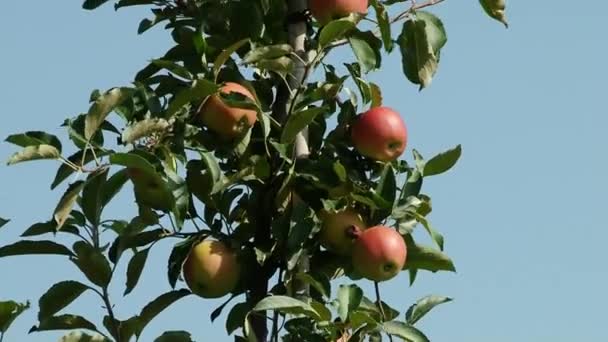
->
[374,281,393,342]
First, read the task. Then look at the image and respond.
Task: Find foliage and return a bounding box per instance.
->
[1,0,507,340]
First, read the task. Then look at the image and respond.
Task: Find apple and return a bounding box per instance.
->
[318,209,366,256]
[309,0,369,25]
[183,239,241,298]
[127,168,174,211]
[350,106,408,162]
[196,82,257,139]
[351,226,407,282]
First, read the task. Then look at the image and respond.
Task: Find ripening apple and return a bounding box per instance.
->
[351,225,407,282]
[318,209,366,256]
[351,106,407,162]
[309,0,369,25]
[183,239,241,298]
[127,168,174,212]
[197,82,258,139]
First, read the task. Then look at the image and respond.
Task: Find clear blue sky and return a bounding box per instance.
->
[1,1,607,341]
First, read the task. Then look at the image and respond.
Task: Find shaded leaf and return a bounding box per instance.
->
[82,169,108,227]
[124,248,150,296]
[0,240,73,258]
[136,289,191,337]
[154,331,193,342]
[38,281,90,320]
[31,314,98,333]
[0,300,29,333]
[5,131,62,151]
[72,241,112,287]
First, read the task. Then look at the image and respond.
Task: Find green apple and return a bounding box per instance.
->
[183,239,241,298]
[318,209,367,256]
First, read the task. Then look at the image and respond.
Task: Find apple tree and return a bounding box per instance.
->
[1,0,507,341]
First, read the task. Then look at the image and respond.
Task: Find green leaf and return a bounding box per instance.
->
[0,218,8,230]
[281,106,328,144]
[154,331,194,342]
[319,19,356,47]
[252,296,321,321]
[38,281,91,320]
[404,236,456,273]
[401,169,423,200]
[294,273,330,299]
[6,144,60,165]
[359,296,400,322]
[21,220,78,238]
[406,295,452,325]
[101,169,129,207]
[213,39,249,78]
[413,212,444,250]
[31,314,98,333]
[349,35,377,73]
[151,59,193,80]
[72,241,112,287]
[165,78,218,118]
[0,240,74,258]
[58,331,111,342]
[423,145,462,177]
[85,87,134,140]
[5,131,62,151]
[54,181,86,229]
[0,300,29,333]
[82,169,108,227]
[383,321,430,342]
[122,118,170,144]
[337,284,363,322]
[398,11,447,89]
[371,0,393,52]
[242,44,293,64]
[167,237,198,288]
[373,164,396,222]
[124,248,150,296]
[479,0,508,27]
[136,289,191,337]
[109,152,156,175]
[226,302,251,335]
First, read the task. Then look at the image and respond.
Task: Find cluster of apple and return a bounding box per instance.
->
[149,0,411,298]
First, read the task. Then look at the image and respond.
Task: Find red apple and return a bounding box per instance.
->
[183,239,241,298]
[350,106,408,162]
[351,226,407,282]
[318,209,367,256]
[197,82,257,139]
[309,0,369,25]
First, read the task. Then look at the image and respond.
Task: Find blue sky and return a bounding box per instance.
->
[1,1,607,341]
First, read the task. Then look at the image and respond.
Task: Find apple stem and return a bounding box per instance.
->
[345,225,362,239]
[374,281,394,342]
